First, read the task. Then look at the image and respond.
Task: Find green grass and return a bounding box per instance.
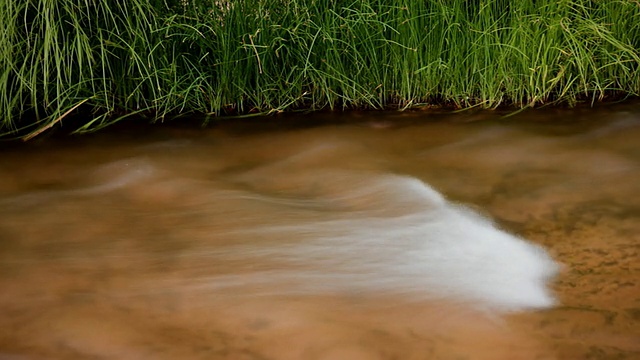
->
[1,0,639,138]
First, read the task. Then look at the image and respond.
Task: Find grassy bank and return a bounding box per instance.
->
[1,0,639,137]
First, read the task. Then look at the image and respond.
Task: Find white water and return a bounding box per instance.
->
[184,145,560,311]
[15,144,557,312]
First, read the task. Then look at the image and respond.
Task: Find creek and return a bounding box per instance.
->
[1,103,639,359]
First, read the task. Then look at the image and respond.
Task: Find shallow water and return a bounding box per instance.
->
[1,103,639,359]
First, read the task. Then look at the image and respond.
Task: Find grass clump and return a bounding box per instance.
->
[1,0,639,138]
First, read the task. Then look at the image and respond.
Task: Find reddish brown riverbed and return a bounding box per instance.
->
[1,103,639,359]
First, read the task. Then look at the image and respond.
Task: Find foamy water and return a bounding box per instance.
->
[2,145,558,312]
[194,169,559,311]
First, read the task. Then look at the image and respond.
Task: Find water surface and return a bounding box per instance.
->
[1,104,639,359]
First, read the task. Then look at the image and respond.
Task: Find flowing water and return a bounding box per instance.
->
[1,103,639,359]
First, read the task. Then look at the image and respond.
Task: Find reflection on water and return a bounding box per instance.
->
[1,103,639,359]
